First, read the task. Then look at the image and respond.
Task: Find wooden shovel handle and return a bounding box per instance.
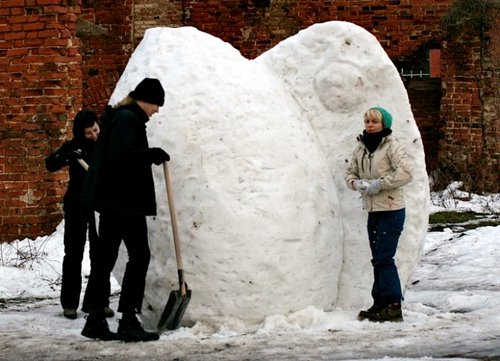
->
[163,162,187,297]
[77,158,89,171]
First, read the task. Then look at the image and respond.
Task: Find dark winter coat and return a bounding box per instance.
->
[82,103,157,216]
[46,138,95,212]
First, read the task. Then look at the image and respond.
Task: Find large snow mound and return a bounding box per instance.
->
[109,21,429,331]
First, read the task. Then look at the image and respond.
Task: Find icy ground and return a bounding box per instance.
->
[0,183,499,360]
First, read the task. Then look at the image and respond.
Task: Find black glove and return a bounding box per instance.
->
[148,147,170,165]
[66,149,82,162]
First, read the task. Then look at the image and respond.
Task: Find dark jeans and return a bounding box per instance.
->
[60,207,109,310]
[82,212,150,314]
[367,208,405,305]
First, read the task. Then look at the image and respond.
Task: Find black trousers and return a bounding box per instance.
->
[60,206,110,310]
[82,212,150,314]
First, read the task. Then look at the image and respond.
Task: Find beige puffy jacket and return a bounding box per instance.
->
[345,134,413,212]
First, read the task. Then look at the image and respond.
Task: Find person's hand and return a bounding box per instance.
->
[352,179,369,192]
[365,179,382,196]
[67,149,82,162]
[148,147,170,165]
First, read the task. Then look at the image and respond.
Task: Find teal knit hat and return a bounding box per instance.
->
[371,106,393,128]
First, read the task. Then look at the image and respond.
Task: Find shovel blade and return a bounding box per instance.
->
[158,288,192,332]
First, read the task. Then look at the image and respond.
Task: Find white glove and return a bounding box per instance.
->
[352,179,369,192]
[365,179,382,196]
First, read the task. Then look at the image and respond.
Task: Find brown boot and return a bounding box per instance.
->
[357,303,383,320]
[368,303,403,322]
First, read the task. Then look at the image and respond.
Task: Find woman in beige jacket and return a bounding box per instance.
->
[345,107,412,322]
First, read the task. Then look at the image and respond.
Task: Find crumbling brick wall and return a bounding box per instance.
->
[133,0,450,61]
[438,13,499,191]
[79,0,132,111]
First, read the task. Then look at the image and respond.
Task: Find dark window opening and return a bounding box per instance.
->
[395,48,441,79]
[255,0,271,8]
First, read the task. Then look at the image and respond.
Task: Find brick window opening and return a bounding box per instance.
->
[398,48,441,79]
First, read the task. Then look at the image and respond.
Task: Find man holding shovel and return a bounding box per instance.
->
[81,78,170,342]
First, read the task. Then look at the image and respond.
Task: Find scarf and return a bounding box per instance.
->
[361,128,392,154]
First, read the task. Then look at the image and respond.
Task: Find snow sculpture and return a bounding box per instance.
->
[110,21,429,330]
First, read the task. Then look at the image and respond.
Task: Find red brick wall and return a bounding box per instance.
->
[429,49,441,78]
[438,14,499,191]
[0,0,82,242]
[0,0,133,242]
[79,0,132,112]
[133,0,450,61]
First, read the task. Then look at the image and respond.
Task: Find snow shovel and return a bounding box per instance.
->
[157,161,191,332]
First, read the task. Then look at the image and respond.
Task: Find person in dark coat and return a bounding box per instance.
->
[81,78,170,342]
[45,109,113,320]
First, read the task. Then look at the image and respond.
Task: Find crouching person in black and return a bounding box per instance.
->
[81,78,170,342]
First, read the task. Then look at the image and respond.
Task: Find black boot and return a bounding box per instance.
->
[117,313,159,342]
[81,312,118,341]
[103,307,115,318]
[63,308,77,320]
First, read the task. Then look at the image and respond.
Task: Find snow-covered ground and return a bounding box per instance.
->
[0,183,498,361]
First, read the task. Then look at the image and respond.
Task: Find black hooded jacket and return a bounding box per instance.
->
[46,118,96,212]
[82,103,157,216]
